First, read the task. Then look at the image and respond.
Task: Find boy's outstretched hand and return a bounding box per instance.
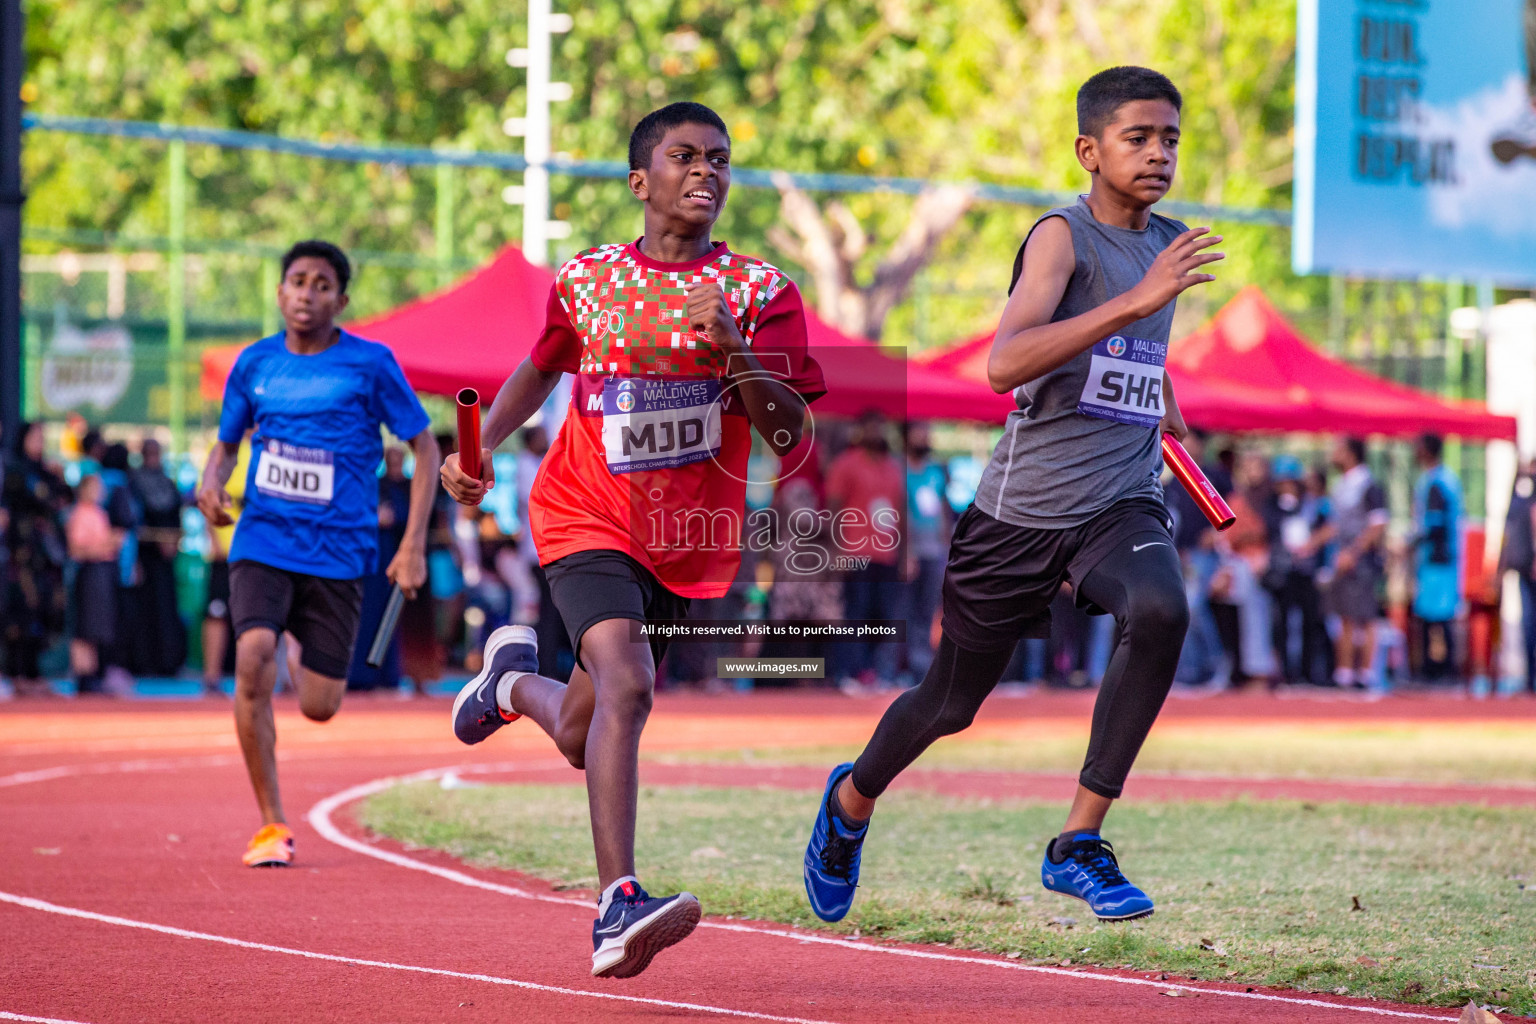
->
[1128,227,1224,318]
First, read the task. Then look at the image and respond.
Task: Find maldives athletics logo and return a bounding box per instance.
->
[615,390,636,413]
[595,309,626,336]
[1106,336,1127,358]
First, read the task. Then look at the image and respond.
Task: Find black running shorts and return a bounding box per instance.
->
[205,559,231,621]
[940,497,1174,652]
[229,560,363,679]
[544,549,691,671]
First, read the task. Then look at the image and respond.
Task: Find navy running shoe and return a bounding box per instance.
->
[803,762,869,922]
[590,880,701,979]
[451,625,538,745]
[1040,832,1154,921]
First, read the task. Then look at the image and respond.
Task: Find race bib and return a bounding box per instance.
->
[254,440,335,505]
[1076,334,1168,428]
[600,377,722,474]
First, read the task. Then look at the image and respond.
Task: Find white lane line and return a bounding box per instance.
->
[0,755,240,789]
[308,763,591,909]
[0,890,838,1024]
[313,766,1459,1022]
[0,1012,97,1024]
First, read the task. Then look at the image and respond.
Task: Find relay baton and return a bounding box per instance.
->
[456,387,482,482]
[366,584,406,667]
[1161,432,1236,532]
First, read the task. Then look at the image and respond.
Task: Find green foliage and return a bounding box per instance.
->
[25,0,1308,342]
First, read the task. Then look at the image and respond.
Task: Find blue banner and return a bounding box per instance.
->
[1293,0,1536,283]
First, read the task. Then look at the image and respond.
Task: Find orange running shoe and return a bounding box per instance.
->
[242,823,295,867]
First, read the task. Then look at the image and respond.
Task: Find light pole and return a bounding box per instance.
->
[504,1,572,266]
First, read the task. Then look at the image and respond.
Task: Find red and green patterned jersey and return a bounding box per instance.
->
[528,240,825,599]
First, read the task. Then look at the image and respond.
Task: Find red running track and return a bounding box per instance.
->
[3,695,1513,1024]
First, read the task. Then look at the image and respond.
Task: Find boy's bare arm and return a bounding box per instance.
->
[387,430,442,598]
[685,279,803,455]
[1160,370,1189,441]
[987,219,1223,394]
[196,440,242,526]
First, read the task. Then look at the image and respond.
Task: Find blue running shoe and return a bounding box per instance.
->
[451,625,538,745]
[1040,832,1154,921]
[803,762,869,922]
[590,880,701,979]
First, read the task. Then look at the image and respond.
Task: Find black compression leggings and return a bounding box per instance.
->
[849,550,1188,801]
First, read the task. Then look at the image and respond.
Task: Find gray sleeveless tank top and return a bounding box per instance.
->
[972,197,1188,529]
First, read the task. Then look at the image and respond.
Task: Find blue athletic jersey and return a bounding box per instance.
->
[218,331,431,580]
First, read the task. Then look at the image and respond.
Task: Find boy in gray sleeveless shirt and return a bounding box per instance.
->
[803,67,1224,926]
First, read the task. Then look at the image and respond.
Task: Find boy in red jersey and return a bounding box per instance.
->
[441,102,824,979]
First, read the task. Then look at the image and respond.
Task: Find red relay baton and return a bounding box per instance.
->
[456,388,482,483]
[1161,432,1236,532]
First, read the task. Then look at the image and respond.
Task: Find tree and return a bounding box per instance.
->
[768,175,972,339]
[23,0,1305,345]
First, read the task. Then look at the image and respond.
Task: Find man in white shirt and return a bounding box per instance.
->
[1314,437,1389,688]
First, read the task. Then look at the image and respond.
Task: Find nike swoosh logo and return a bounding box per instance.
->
[594,920,624,935]
[1132,541,1169,552]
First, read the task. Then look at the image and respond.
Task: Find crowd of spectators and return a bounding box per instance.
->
[4,412,1535,699]
[2,421,187,697]
[669,422,1522,696]
[1165,431,1490,692]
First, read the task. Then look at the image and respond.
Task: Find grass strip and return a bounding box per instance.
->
[651,722,1536,785]
[362,782,1536,1015]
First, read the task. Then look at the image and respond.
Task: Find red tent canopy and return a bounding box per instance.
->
[201,245,1015,423]
[909,326,1281,429]
[912,287,1517,441]
[201,245,557,404]
[912,330,991,381]
[797,316,1014,420]
[1166,287,1515,440]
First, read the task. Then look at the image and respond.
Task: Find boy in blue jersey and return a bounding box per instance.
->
[197,240,441,867]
